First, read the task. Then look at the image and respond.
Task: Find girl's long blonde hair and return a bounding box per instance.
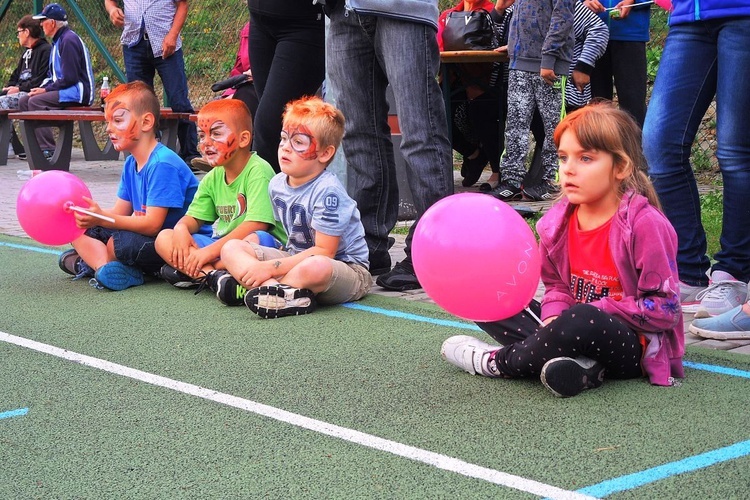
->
[553,101,661,210]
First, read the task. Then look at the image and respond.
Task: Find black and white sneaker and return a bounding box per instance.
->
[488,181,523,201]
[540,357,605,398]
[58,249,94,280]
[245,284,316,319]
[522,181,560,201]
[160,264,201,288]
[215,272,248,306]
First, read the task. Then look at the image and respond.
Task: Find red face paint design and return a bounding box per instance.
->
[105,99,140,151]
[197,117,238,166]
[279,125,318,160]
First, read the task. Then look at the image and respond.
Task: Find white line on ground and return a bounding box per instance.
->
[0,330,596,500]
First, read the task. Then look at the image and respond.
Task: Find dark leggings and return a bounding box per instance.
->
[477,302,643,379]
[249,12,325,172]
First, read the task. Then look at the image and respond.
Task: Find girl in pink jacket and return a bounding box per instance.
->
[442,102,684,397]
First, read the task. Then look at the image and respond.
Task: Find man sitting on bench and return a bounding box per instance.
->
[18,3,94,159]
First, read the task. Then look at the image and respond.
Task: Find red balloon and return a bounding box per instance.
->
[16,171,91,245]
[413,193,541,322]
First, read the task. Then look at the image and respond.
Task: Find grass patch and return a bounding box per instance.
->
[701,190,723,259]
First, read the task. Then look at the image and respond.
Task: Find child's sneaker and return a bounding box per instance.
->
[522,181,560,201]
[215,272,248,306]
[245,284,316,318]
[93,261,144,291]
[688,305,750,340]
[58,249,94,280]
[540,357,605,398]
[679,281,705,314]
[440,335,503,377]
[694,270,747,318]
[160,264,201,288]
[488,181,522,201]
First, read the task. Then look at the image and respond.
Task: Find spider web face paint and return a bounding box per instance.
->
[279,124,319,160]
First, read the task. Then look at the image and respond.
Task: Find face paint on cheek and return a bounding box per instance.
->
[214,133,238,164]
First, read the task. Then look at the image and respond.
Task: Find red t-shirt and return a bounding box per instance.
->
[567,207,623,303]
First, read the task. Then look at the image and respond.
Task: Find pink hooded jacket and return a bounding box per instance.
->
[536,192,685,386]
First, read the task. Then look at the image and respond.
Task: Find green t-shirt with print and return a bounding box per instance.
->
[187,154,286,242]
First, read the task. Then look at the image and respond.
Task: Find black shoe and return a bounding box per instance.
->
[16,152,27,160]
[488,181,523,201]
[160,264,201,288]
[215,272,248,306]
[245,284,316,319]
[540,357,605,398]
[522,181,560,201]
[461,150,488,187]
[376,259,421,291]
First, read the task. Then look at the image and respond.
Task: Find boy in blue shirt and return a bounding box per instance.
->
[219,96,371,318]
[58,81,199,291]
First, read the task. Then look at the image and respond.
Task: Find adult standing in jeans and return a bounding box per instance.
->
[643,0,750,318]
[326,0,454,291]
[248,1,325,173]
[104,0,200,164]
[582,0,649,127]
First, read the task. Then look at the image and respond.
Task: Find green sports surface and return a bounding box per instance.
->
[2,234,750,499]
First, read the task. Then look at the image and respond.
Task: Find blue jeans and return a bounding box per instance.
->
[85,226,163,274]
[643,17,750,286]
[123,39,199,160]
[327,5,453,262]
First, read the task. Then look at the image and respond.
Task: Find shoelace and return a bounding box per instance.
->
[72,260,94,281]
[192,270,213,295]
[695,280,746,303]
[88,278,105,290]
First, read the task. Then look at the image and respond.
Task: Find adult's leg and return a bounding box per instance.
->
[611,41,647,128]
[589,44,613,100]
[232,83,259,121]
[122,39,157,87]
[18,91,58,150]
[643,23,717,286]
[711,17,750,282]
[327,7,396,269]
[493,304,643,379]
[249,14,325,172]
[153,48,199,160]
[376,15,453,258]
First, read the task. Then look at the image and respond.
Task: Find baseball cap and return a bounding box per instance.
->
[33,3,68,21]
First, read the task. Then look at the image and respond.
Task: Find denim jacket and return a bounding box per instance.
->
[344,0,440,30]
[536,192,685,386]
[669,0,750,25]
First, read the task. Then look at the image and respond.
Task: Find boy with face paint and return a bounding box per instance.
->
[218,96,370,318]
[154,99,285,291]
[57,81,200,291]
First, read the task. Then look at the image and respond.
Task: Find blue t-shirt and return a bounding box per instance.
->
[116,143,199,229]
[269,170,369,268]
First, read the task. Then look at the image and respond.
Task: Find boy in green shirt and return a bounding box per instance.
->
[154,99,286,290]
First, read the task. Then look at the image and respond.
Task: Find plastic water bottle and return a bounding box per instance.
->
[17,169,41,180]
[100,76,110,111]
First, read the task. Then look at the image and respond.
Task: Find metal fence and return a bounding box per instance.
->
[0,1,717,172]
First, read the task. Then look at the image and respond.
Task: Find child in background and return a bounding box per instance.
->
[442,102,684,397]
[489,0,575,202]
[219,96,371,318]
[154,99,285,291]
[58,81,199,291]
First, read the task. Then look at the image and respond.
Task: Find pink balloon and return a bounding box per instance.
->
[654,0,672,11]
[412,193,541,322]
[16,171,91,245]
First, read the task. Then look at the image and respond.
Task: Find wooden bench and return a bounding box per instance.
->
[0,109,12,166]
[9,108,191,171]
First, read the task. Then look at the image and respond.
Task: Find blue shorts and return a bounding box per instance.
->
[84,226,163,273]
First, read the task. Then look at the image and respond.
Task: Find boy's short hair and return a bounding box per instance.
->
[282,96,345,151]
[105,81,160,132]
[198,99,253,136]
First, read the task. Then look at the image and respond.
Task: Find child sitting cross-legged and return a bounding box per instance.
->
[218,96,371,318]
[57,81,199,291]
[154,99,286,292]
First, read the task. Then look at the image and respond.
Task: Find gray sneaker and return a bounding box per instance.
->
[679,281,704,314]
[694,270,747,318]
[440,335,503,377]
